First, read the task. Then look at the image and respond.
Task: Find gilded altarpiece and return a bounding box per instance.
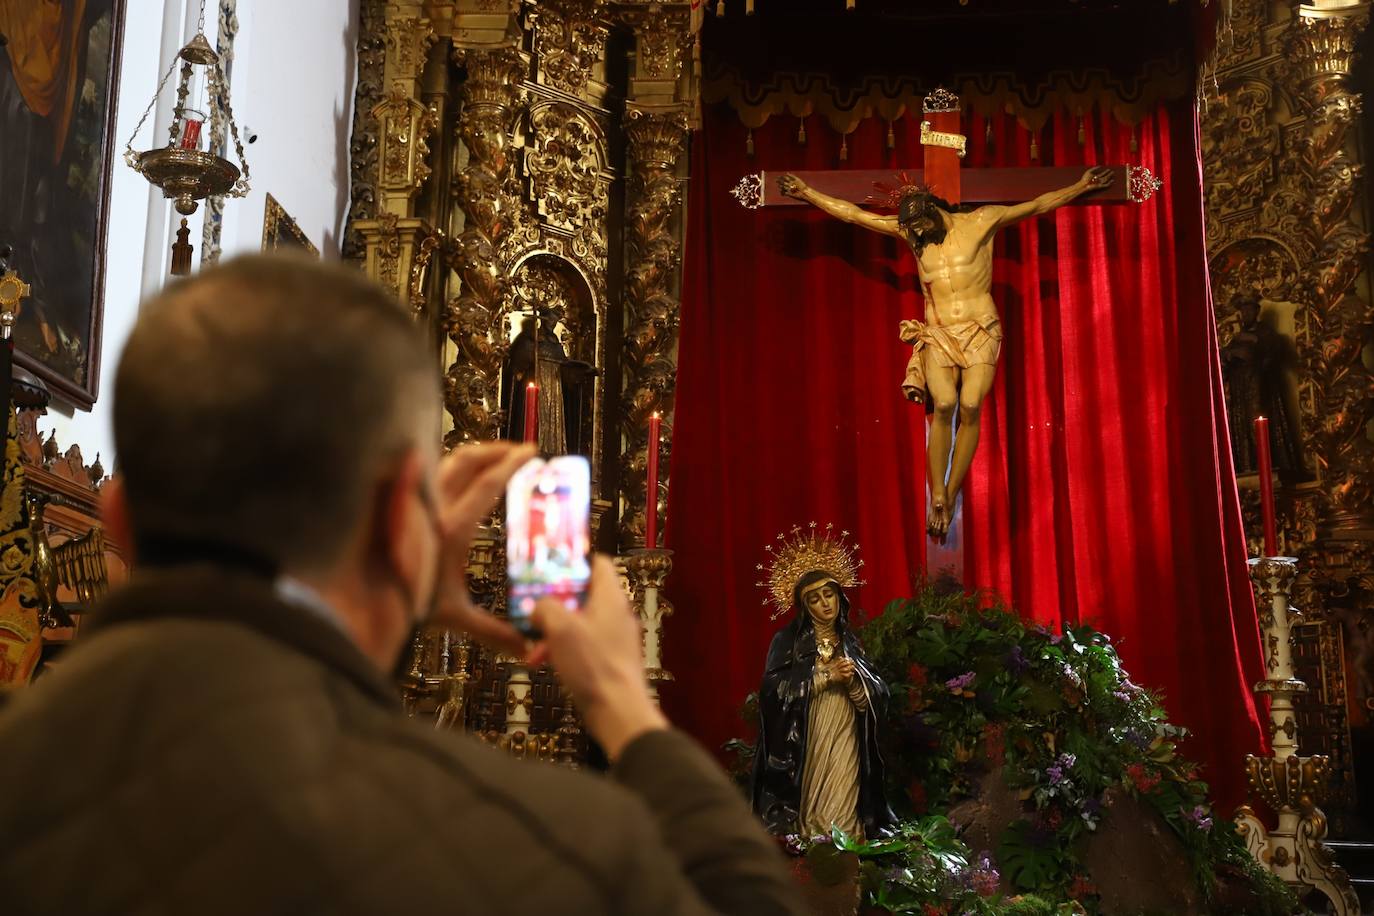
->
[344,0,695,760]
[1202,0,1374,833]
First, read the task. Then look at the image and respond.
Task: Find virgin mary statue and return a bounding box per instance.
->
[750,525,895,839]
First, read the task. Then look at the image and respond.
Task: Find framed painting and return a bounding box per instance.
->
[0,0,127,409]
[262,193,318,256]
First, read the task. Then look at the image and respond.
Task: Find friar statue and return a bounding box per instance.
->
[778,168,1114,540]
[751,524,895,839]
[1220,291,1310,482]
[502,312,569,454]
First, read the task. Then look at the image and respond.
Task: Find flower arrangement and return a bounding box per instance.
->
[730,587,1302,915]
[857,589,1299,914]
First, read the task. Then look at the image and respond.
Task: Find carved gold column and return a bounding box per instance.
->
[620,105,688,547]
[1236,557,1361,914]
[445,47,524,446]
[616,4,692,548]
[352,4,439,308]
[1288,2,1374,541]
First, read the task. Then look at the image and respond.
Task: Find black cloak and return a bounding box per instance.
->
[749,578,896,838]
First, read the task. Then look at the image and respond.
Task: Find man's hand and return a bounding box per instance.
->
[528,557,668,760]
[1081,166,1114,191]
[831,657,856,685]
[431,441,537,658]
[778,174,809,200]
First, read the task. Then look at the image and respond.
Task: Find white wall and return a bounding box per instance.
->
[40,0,360,466]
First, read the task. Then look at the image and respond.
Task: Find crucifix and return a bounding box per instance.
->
[732,89,1161,556]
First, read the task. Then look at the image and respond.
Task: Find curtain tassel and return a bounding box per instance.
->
[798,118,807,145]
[839,135,848,161]
[1130,126,1139,154]
[984,119,994,150]
[886,121,895,150]
[1077,116,1086,146]
[715,0,724,15]
[745,0,754,13]
[746,129,754,157]
[1030,135,1039,161]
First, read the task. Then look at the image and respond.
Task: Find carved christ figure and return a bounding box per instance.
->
[778,168,1114,539]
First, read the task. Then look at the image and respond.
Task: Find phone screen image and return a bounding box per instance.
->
[506,455,592,636]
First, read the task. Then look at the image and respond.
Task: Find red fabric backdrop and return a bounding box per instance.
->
[662,99,1267,811]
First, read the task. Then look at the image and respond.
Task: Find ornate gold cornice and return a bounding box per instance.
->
[703,54,1193,138]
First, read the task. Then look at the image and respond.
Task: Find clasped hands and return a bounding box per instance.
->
[826,656,856,685]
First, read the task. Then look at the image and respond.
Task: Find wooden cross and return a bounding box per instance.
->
[729,89,1161,578]
[730,89,1161,212]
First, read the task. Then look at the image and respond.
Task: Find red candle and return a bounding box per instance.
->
[646,412,661,548]
[179,117,203,150]
[1254,416,1277,556]
[523,382,538,445]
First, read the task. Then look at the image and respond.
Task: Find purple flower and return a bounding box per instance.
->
[1185,805,1214,832]
[1047,753,1077,786]
[1081,797,1102,817]
[1113,690,1133,703]
[1005,645,1030,675]
[946,671,976,692]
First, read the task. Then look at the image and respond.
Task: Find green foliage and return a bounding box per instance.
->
[788,818,1075,916]
[731,586,1305,915]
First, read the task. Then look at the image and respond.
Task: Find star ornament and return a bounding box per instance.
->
[757,522,866,620]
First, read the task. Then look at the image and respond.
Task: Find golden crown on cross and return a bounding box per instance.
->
[756,522,866,620]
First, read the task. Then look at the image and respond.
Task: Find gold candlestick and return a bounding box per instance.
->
[622,548,675,701]
[1234,556,1359,914]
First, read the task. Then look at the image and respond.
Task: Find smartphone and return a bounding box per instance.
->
[506,455,592,638]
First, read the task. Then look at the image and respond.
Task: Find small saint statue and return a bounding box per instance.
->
[502,311,569,454]
[1220,291,1310,483]
[751,524,895,839]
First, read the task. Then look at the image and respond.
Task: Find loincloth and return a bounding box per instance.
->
[898,315,1003,403]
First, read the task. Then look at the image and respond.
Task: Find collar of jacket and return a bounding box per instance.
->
[87,564,403,710]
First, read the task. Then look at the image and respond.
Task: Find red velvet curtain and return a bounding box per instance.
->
[663,99,1267,811]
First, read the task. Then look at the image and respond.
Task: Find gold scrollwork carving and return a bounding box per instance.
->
[445,47,525,446]
[524,103,610,234]
[384,16,437,84]
[530,0,608,97]
[620,106,688,547]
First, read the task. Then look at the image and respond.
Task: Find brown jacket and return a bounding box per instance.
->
[0,567,802,915]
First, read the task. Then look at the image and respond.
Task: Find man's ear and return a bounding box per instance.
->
[100,476,136,566]
[377,449,425,580]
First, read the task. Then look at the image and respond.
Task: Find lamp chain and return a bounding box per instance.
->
[196,0,207,35]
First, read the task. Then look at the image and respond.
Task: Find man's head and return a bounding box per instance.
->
[107,255,443,638]
[897,188,953,251]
